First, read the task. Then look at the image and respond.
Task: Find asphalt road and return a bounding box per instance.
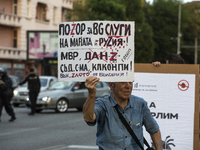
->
[1,106,199,150]
[0,106,98,150]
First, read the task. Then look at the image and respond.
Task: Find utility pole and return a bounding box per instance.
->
[177,0,182,54]
[194,36,198,64]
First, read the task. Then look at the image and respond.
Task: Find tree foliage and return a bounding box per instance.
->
[181,2,200,64]
[70,0,200,64]
[69,1,90,21]
[85,0,126,21]
[146,0,181,62]
[145,0,199,64]
[122,0,155,63]
[70,0,155,63]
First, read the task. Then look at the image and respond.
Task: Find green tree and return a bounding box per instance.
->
[85,0,126,21]
[147,0,182,63]
[70,0,155,63]
[181,2,200,64]
[69,1,89,21]
[122,0,155,63]
[134,22,155,63]
[71,0,126,21]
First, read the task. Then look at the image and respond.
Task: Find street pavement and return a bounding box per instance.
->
[0,106,98,150]
[1,105,199,150]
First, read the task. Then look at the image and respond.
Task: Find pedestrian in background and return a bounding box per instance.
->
[18,68,41,115]
[0,68,16,122]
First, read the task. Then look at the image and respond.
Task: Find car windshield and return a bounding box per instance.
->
[49,81,73,90]
[40,78,48,87]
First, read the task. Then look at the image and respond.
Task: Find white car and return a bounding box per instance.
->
[12,76,58,107]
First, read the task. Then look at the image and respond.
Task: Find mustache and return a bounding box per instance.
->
[124,89,132,92]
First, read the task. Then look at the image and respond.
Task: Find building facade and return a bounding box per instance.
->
[0,0,73,80]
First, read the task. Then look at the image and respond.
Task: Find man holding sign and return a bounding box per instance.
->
[58,21,162,149]
[83,76,162,150]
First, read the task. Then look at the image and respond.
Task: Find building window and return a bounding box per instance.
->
[13,0,18,15]
[62,8,68,22]
[36,3,48,21]
[41,6,46,20]
[13,30,17,48]
[27,0,31,17]
[53,7,57,24]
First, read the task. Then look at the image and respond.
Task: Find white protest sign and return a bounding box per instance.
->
[58,21,134,82]
[132,73,195,150]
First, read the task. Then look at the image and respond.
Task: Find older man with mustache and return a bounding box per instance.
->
[83,76,162,150]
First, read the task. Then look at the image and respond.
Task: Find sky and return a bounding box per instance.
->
[146,0,199,4]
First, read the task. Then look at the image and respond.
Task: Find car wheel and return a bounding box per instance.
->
[56,99,68,113]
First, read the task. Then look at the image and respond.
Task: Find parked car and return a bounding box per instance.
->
[9,75,20,89]
[12,76,58,107]
[34,81,110,113]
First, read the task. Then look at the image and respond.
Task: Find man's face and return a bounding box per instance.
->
[109,82,133,101]
[0,73,3,77]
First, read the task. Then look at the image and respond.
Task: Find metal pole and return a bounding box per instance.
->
[194,36,198,64]
[177,0,182,54]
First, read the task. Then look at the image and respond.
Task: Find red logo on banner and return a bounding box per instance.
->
[178,80,189,91]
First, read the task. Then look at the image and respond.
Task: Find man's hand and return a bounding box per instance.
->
[152,61,161,67]
[0,80,3,84]
[85,76,100,94]
[83,76,100,122]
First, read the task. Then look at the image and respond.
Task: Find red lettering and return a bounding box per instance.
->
[71,24,76,35]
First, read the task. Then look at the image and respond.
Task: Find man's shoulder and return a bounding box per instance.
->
[2,77,11,84]
[130,95,146,104]
[28,74,39,79]
[130,94,144,99]
[6,75,12,81]
[95,96,111,106]
[96,96,109,102]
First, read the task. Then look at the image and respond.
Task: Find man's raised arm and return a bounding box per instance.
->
[83,76,100,122]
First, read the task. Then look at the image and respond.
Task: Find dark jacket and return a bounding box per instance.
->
[0,75,13,97]
[18,74,41,92]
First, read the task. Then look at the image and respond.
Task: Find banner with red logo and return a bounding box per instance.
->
[132,73,195,150]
